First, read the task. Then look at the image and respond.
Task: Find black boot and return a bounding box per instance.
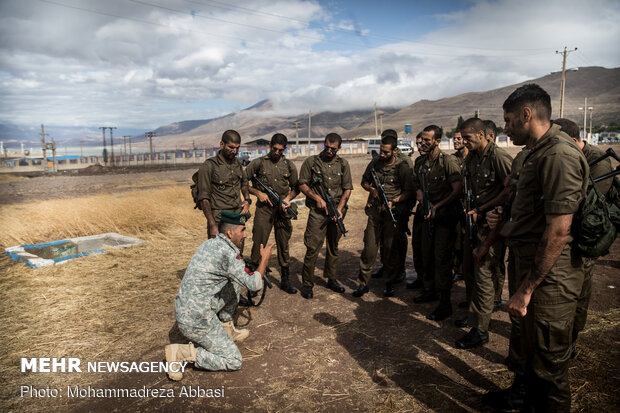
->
[413,288,439,303]
[455,328,489,349]
[482,374,527,411]
[279,267,297,295]
[427,290,452,321]
[326,279,345,293]
[406,278,423,289]
[300,286,313,299]
[383,282,395,297]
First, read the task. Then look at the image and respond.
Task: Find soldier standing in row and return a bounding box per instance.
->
[408,133,429,291]
[455,117,512,349]
[195,130,251,241]
[298,133,353,299]
[165,212,275,379]
[553,118,616,357]
[246,133,299,295]
[483,119,507,311]
[484,84,588,412]
[352,133,413,298]
[413,125,463,321]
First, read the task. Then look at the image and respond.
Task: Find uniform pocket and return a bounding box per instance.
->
[535,318,571,355]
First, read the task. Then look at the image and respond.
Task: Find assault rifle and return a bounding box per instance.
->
[590,148,620,183]
[238,259,273,307]
[251,173,297,220]
[312,175,348,236]
[463,170,476,248]
[420,168,434,237]
[370,167,397,227]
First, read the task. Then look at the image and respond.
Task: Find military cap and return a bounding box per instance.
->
[220,211,250,225]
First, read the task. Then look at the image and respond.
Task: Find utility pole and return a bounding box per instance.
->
[41,124,47,171]
[294,122,300,148]
[556,47,577,118]
[579,97,588,139]
[374,103,378,138]
[589,106,594,138]
[474,109,480,118]
[107,127,117,167]
[145,131,155,164]
[123,136,130,165]
[99,127,108,165]
[307,110,311,147]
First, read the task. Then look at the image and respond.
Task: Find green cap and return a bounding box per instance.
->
[220,211,250,225]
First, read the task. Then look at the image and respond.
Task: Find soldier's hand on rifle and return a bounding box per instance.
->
[473,244,489,265]
[257,191,272,206]
[487,208,502,230]
[315,196,327,214]
[424,205,435,220]
[334,206,344,221]
[370,187,380,200]
[281,199,290,213]
[466,208,478,223]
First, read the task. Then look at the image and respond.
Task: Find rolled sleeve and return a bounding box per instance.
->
[197,162,213,202]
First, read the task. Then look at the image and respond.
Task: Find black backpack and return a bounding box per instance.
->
[573,148,620,258]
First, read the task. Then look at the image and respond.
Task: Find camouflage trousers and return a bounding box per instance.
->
[177,282,242,371]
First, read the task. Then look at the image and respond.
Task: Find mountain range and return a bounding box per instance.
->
[2,66,618,150]
[146,66,620,149]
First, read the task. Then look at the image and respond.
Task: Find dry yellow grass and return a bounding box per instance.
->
[0,186,203,247]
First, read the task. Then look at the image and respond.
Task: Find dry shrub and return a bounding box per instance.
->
[0,186,204,247]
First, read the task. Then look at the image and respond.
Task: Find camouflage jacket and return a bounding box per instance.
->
[175,234,262,327]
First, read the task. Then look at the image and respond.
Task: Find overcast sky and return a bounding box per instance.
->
[1,0,619,139]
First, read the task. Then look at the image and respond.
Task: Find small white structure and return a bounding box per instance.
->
[5,233,142,268]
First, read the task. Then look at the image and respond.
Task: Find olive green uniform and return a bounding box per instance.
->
[299,154,353,288]
[505,148,530,376]
[394,152,415,274]
[573,142,614,338]
[453,149,474,303]
[196,152,248,238]
[246,155,298,269]
[465,142,512,330]
[412,157,432,287]
[501,124,588,411]
[414,150,462,292]
[358,156,413,286]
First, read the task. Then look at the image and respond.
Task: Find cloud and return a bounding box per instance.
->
[0,0,618,137]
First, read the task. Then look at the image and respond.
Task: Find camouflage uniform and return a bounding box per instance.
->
[501,124,588,411]
[174,234,263,371]
[358,156,413,286]
[246,155,298,268]
[465,141,512,330]
[298,154,353,288]
[196,151,249,238]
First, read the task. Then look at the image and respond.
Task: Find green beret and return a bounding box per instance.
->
[220,211,250,225]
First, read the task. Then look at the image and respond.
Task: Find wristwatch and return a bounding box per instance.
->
[244,198,252,205]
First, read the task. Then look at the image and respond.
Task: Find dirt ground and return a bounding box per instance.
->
[1,152,618,412]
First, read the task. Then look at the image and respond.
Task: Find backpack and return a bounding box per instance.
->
[573,179,619,258]
[190,170,201,210]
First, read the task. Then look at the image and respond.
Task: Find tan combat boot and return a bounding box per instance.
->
[221,321,249,342]
[164,342,197,381]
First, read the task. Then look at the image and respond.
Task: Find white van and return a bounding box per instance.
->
[363,137,413,157]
